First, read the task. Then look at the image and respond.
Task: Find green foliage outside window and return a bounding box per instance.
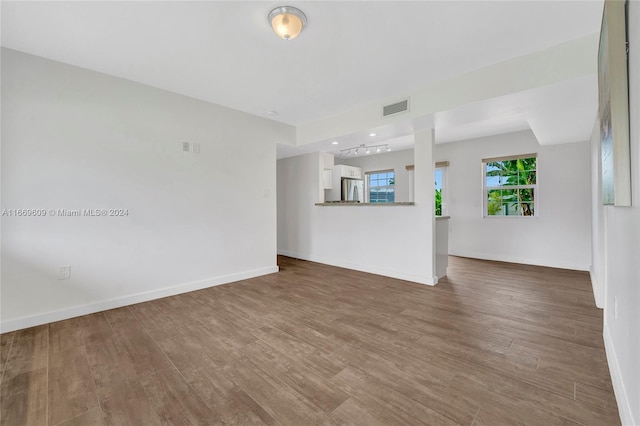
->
[485,157,536,216]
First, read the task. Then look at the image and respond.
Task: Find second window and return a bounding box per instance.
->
[367,170,395,203]
[483,154,537,217]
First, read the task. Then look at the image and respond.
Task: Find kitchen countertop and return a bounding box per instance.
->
[315,202,415,206]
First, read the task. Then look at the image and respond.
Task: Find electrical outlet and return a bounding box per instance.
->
[182,142,190,152]
[58,265,71,280]
[192,142,200,153]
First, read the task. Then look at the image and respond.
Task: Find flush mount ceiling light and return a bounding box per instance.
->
[268,6,307,40]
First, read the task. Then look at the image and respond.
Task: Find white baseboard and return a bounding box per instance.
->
[589,267,604,309]
[278,250,437,286]
[604,325,636,426]
[448,249,590,272]
[0,265,279,333]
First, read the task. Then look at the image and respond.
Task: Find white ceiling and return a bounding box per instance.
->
[283,72,599,159]
[1,1,604,157]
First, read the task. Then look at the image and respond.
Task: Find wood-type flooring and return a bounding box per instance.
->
[0,256,620,425]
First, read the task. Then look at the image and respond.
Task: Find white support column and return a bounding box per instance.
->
[414,128,437,284]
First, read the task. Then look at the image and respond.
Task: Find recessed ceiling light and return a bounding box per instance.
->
[369,132,376,137]
[331,141,339,145]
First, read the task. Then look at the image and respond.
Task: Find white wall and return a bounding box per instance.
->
[597,2,640,424]
[434,130,592,271]
[335,149,414,202]
[1,49,295,332]
[277,152,321,259]
[590,120,605,308]
[278,131,435,285]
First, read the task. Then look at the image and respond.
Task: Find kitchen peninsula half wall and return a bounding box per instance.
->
[277,129,437,285]
[315,201,414,206]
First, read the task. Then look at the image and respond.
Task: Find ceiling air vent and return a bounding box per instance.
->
[382,98,410,118]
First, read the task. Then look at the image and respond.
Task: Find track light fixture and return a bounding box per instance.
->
[339,144,391,157]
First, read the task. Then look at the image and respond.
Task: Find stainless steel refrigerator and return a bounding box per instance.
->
[341,178,364,202]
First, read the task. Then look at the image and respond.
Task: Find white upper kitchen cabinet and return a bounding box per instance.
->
[334,165,362,179]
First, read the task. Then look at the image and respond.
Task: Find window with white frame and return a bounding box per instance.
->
[367,170,395,203]
[435,161,449,216]
[483,154,537,217]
